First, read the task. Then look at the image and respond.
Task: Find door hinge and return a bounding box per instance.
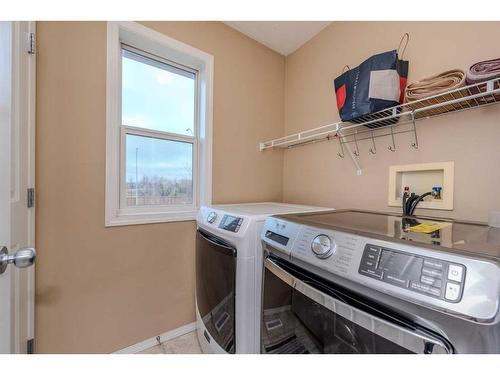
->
[27,338,34,354]
[27,188,35,208]
[27,32,36,55]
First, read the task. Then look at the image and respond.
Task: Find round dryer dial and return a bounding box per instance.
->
[207,211,218,223]
[311,234,335,259]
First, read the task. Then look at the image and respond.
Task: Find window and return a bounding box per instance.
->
[121,47,196,208]
[106,22,213,226]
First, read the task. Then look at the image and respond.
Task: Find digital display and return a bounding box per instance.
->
[378,250,423,280]
[219,215,243,232]
[265,230,289,246]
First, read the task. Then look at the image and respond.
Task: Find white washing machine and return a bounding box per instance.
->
[195,202,331,354]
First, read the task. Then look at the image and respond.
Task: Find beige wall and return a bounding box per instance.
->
[35,21,285,353]
[283,22,500,222]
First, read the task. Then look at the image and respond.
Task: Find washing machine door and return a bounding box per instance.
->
[196,229,237,353]
[261,255,453,354]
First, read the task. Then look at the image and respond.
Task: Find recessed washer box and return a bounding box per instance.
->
[388,162,454,210]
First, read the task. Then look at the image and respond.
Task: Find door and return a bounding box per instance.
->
[196,229,236,353]
[0,21,36,354]
[261,254,453,354]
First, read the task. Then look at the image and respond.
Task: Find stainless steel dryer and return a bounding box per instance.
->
[260,210,500,354]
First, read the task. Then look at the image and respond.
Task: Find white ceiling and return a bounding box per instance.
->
[223,21,331,56]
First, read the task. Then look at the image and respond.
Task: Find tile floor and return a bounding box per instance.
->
[138,331,203,354]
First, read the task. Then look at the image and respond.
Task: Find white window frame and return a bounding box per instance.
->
[119,45,199,216]
[105,22,213,226]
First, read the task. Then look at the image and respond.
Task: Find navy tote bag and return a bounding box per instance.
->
[334,41,409,127]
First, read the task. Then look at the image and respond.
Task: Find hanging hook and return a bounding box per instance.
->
[369,131,377,155]
[337,134,345,158]
[410,111,419,149]
[397,33,410,60]
[342,65,350,73]
[388,126,396,152]
[353,132,360,157]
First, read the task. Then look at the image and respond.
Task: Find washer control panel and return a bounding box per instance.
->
[358,244,466,303]
[218,215,243,232]
[262,216,500,321]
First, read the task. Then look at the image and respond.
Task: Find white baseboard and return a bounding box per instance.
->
[113,321,197,354]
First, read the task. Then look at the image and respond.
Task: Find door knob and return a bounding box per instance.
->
[0,246,36,274]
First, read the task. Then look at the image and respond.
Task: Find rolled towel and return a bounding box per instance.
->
[405,69,467,117]
[466,57,500,84]
[405,69,466,102]
[466,57,500,102]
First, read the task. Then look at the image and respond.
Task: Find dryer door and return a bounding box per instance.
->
[196,229,237,353]
[261,255,453,354]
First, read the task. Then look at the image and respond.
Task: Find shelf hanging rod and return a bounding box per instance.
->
[369,131,377,155]
[388,126,396,152]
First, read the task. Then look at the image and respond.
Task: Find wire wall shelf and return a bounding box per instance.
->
[259,78,500,163]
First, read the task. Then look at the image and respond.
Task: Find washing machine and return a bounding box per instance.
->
[260,209,500,353]
[195,202,331,354]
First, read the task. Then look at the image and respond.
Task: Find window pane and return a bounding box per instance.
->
[122,48,196,136]
[125,134,193,207]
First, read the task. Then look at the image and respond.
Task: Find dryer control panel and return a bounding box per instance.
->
[218,215,243,232]
[358,244,466,303]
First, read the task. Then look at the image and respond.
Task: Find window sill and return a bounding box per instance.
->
[105,209,198,227]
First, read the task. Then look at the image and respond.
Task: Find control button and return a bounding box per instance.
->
[445,282,461,301]
[365,245,381,256]
[207,211,218,224]
[423,259,444,270]
[311,235,334,259]
[422,268,442,278]
[447,264,464,282]
[410,282,441,297]
[359,266,383,279]
[364,252,380,262]
[420,275,442,288]
[361,258,377,268]
[383,273,408,288]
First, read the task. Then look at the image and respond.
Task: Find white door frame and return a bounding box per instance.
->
[0,20,36,354]
[0,20,13,354]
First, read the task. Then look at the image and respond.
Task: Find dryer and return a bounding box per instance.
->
[195,202,331,354]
